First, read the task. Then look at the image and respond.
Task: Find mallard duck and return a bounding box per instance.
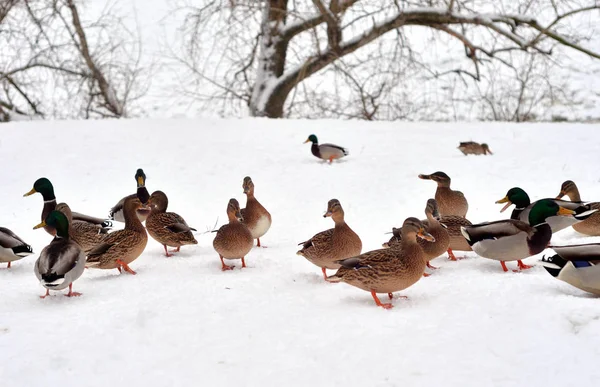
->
[109,168,151,223]
[555,180,600,236]
[146,190,198,257]
[213,198,253,271]
[304,134,349,163]
[0,227,33,268]
[496,187,595,233]
[418,172,468,217]
[241,176,272,247]
[541,244,600,296]
[297,199,362,280]
[24,177,112,236]
[457,142,492,155]
[327,217,434,309]
[33,211,86,298]
[461,199,589,272]
[86,196,149,275]
[55,203,110,254]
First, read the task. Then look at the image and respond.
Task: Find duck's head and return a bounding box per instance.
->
[402,217,435,242]
[556,180,577,199]
[227,198,243,222]
[135,169,146,188]
[496,187,530,212]
[323,199,344,219]
[34,210,69,238]
[242,176,254,195]
[418,171,451,186]
[148,191,168,212]
[481,143,493,155]
[528,199,574,226]
[304,134,318,144]
[425,199,441,221]
[24,177,55,199]
[382,227,402,248]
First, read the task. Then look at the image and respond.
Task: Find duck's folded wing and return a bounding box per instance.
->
[320,143,349,156]
[462,220,533,244]
[86,239,119,261]
[167,223,195,233]
[298,228,334,249]
[0,227,27,248]
[550,244,600,264]
[72,211,112,227]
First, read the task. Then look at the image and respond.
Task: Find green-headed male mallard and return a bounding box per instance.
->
[0,227,33,268]
[555,180,600,236]
[33,211,86,298]
[496,187,595,233]
[109,168,151,223]
[461,199,591,272]
[146,190,198,257]
[86,196,149,275]
[241,177,271,247]
[418,171,468,217]
[327,217,434,309]
[541,244,600,296]
[297,199,362,280]
[457,142,493,155]
[304,134,349,163]
[213,199,253,271]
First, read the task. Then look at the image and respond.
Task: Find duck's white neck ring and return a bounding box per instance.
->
[44,199,56,204]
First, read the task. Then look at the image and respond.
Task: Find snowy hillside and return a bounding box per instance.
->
[1,118,599,386]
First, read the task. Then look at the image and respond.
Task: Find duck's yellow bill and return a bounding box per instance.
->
[557,207,575,216]
[495,196,513,213]
[303,139,310,144]
[33,221,47,230]
[23,188,37,197]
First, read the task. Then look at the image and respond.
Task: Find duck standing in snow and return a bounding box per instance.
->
[541,244,600,296]
[213,199,253,271]
[304,134,349,163]
[457,142,492,155]
[461,199,593,272]
[554,180,600,236]
[327,217,433,309]
[297,199,362,280]
[146,190,198,257]
[496,186,594,233]
[241,176,271,247]
[0,227,34,268]
[86,196,149,275]
[33,211,86,298]
[109,168,151,223]
[418,171,468,217]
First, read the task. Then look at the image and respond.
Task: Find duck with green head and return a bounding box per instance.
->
[33,211,86,298]
[109,168,151,223]
[304,134,349,163]
[461,199,584,272]
[24,177,112,236]
[495,187,595,233]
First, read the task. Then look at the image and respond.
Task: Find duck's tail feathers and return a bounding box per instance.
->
[12,244,34,257]
[41,272,65,287]
[574,208,598,220]
[460,226,471,242]
[325,275,342,283]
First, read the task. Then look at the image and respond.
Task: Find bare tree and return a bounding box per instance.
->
[0,0,147,121]
[173,0,600,119]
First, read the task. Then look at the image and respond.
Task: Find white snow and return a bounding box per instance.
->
[1,118,600,386]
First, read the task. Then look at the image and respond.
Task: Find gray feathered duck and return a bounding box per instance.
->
[461,199,595,272]
[0,227,34,268]
[304,134,349,163]
[33,211,86,298]
[495,187,596,233]
[109,168,151,223]
[541,244,600,296]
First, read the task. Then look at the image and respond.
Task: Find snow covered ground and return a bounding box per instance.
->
[1,119,600,386]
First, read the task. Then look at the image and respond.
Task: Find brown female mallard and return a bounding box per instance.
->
[241,177,271,247]
[109,168,151,223]
[55,203,110,254]
[297,199,362,280]
[86,196,149,275]
[327,217,434,309]
[24,177,112,237]
[457,142,493,155]
[33,211,86,298]
[418,172,468,217]
[555,180,600,236]
[0,227,33,268]
[213,199,254,271]
[146,190,197,257]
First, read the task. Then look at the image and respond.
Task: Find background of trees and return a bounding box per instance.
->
[2,0,600,122]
